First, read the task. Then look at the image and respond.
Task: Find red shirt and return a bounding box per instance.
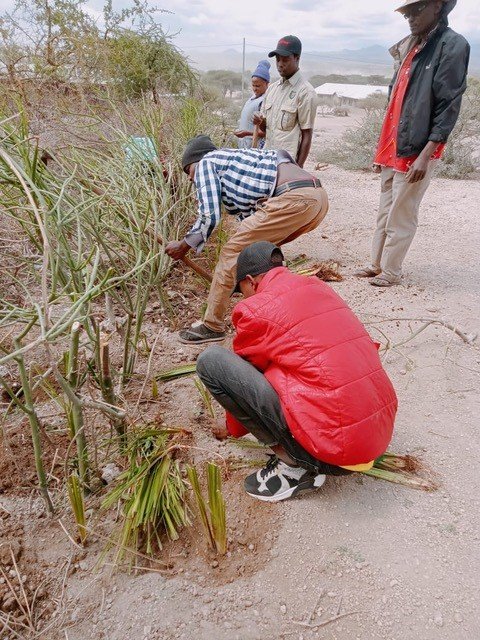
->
[228,268,397,466]
[374,46,444,172]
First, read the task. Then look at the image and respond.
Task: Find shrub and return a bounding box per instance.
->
[358,92,388,112]
[317,109,384,171]
[436,79,480,179]
[318,80,480,179]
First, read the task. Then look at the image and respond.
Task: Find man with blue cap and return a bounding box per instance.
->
[234,60,270,149]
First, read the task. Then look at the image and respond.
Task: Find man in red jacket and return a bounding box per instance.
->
[197,242,397,502]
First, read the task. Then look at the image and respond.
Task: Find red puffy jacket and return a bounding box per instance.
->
[228,267,397,466]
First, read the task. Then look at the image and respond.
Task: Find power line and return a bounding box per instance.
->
[178,42,244,49]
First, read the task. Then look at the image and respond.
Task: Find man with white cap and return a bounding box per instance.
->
[356,0,470,287]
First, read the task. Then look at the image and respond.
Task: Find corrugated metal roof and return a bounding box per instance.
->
[314,83,389,100]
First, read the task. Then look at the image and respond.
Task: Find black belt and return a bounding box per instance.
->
[273,178,322,198]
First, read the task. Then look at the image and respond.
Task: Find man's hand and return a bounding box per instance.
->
[234,130,253,139]
[406,156,430,183]
[252,112,266,127]
[165,239,191,261]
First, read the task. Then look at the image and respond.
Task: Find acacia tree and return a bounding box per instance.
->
[201,70,243,97]
[0,0,196,98]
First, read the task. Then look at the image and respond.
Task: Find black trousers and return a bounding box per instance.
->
[196,345,350,476]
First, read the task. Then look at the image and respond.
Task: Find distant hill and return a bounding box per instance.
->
[306,45,392,65]
[184,42,479,77]
[184,46,394,77]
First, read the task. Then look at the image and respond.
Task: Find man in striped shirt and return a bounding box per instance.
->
[165,135,329,344]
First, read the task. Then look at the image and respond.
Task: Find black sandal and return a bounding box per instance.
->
[178,323,226,345]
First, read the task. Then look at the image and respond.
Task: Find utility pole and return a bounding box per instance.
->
[241,37,246,103]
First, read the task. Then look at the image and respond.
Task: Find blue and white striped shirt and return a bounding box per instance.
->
[184,148,278,252]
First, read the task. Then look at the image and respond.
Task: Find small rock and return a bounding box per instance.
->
[101,463,121,484]
[280,604,287,615]
[434,612,444,627]
[0,540,22,565]
[454,612,463,624]
[390,579,399,587]
[211,560,219,569]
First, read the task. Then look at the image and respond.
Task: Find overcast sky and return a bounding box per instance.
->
[3,0,480,53]
[85,0,480,51]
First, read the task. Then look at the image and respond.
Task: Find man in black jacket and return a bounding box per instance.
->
[356,0,470,287]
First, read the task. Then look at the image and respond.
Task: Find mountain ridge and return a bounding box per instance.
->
[183,42,479,75]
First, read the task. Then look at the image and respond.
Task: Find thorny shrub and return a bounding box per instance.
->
[317,80,480,179]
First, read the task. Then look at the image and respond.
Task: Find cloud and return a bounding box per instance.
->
[163,0,479,51]
[286,0,320,12]
[2,0,478,56]
[188,13,212,26]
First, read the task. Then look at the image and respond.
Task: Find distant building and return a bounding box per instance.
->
[314,83,389,106]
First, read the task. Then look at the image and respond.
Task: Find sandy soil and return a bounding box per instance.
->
[1,114,480,640]
[313,106,367,149]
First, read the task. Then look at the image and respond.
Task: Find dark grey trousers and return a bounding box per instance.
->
[196,345,349,476]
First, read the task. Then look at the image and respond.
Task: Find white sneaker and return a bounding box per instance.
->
[244,456,326,502]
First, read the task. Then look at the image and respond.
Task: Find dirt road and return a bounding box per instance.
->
[1,118,479,640]
[58,161,479,640]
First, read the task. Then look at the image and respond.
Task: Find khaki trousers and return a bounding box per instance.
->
[203,186,329,332]
[371,163,436,281]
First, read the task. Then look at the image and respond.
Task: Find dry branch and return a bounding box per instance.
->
[365,317,477,347]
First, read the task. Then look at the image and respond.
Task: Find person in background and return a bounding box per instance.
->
[197,242,397,502]
[253,35,317,167]
[234,60,270,149]
[355,0,469,287]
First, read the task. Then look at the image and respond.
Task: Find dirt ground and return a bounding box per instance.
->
[1,112,480,640]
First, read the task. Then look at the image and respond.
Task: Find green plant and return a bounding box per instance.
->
[65,322,89,489]
[194,377,215,418]
[361,452,438,491]
[437,79,480,179]
[207,463,227,554]
[186,463,227,555]
[318,79,479,179]
[67,472,87,545]
[0,0,196,100]
[317,109,384,171]
[156,363,197,382]
[102,428,190,565]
